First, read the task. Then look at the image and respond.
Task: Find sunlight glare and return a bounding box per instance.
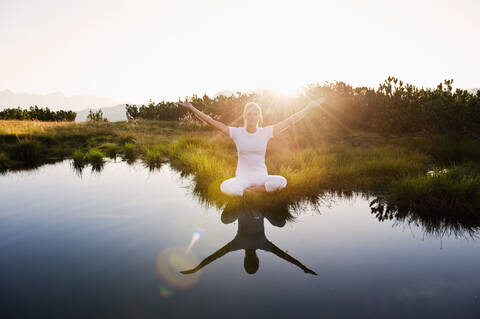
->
[156,247,201,288]
[268,83,304,97]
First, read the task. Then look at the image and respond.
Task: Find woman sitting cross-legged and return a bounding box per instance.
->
[177,97,326,196]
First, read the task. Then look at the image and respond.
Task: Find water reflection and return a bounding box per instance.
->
[71,158,108,177]
[5,157,480,242]
[2,158,480,317]
[181,201,317,275]
[370,197,480,239]
[0,157,62,175]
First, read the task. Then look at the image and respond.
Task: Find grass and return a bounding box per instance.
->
[0,120,73,135]
[141,144,167,170]
[72,149,86,167]
[123,143,137,161]
[0,120,195,170]
[1,119,479,219]
[385,164,480,215]
[163,136,434,209]
[85,148,105,172]
[86,149,105,164]
[367,162,480,238]
[101,143,120,159]
[398,135,480,164]
[9,139,43,162]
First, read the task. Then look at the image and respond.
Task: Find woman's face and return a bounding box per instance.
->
[245,107,260,126]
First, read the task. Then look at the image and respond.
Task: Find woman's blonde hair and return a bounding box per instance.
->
[243,102,264,127]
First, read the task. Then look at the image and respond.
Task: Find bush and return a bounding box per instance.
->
[87,109,108,122]
[86,149,105,166]
[0,106,76,121]
[72,150,86,168]
[123,143,136,160]
[385,164,480,215]
[141,144,167,169]
[125,77,480,138]
[101,143,119,159]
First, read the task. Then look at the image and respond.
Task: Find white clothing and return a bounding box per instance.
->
[220,125,287,196]
[228,125,273,177]
[220,174,287,196]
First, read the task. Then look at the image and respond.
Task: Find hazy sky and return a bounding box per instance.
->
[1,0,478,103]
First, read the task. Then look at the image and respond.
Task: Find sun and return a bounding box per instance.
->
[268,82,304,97]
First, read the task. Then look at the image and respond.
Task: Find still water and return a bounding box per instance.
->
[1,160,479,318]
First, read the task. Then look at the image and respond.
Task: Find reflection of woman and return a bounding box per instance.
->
[180,209,317,275]
[177,98,325,196]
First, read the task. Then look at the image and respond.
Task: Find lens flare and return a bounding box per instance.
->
[156,246,201,288]
[159,286,173,298]
[186,231,201,253]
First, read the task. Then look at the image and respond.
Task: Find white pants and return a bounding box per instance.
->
[220,174,287,196]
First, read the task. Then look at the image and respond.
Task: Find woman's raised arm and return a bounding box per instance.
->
[180,241,234,274]
[268,242,317,275]
[272,97,325,137]
[176,102,229,136]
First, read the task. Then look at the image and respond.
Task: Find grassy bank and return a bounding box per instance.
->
[1,120,479,218]
[0,120,206,170]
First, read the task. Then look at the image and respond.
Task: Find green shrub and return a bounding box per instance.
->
[86,149,105,165]
[386,164,480,215]
[141,144,167,169]
[123,143,136,160]
[72,150,85,168]
[101,143,119,159]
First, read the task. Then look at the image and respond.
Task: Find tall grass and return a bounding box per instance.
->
[85,149,105,171]
[72,149,86,168]
[163,135,431,209]
[0,120,186,170]
[1,120,479,219]
[141,144,167,170]
[371,164,480,237]
[401,136,480,164]
[123,143,136,161]
[384,164,480,216]
[101,143,120,159]
[0,120,74,135]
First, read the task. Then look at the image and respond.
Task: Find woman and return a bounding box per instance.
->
[177,97,325,196]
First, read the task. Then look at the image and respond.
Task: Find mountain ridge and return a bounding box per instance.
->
[0,89,120,111]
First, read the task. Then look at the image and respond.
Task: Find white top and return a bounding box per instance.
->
[228,125,274,177]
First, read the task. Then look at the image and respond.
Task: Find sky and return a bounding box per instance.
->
[1,0,479,104]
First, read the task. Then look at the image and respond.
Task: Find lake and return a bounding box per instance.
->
[1,160,479,318]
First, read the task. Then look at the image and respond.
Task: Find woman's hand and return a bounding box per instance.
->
[304,268,318,275]
[180,269,196,274]
[175,102,230,136]
[176,102,194,110]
